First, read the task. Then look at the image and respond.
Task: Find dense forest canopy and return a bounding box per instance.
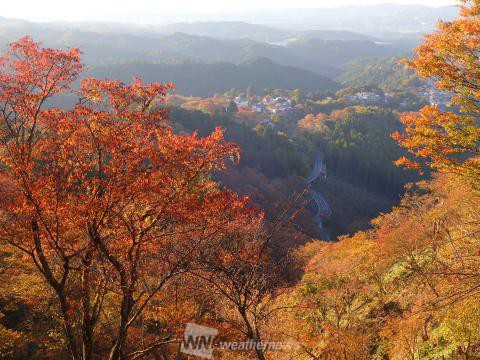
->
[338,56,425,93]
[88,58,340,98]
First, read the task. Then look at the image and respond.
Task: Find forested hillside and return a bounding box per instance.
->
[0,20,419,77]
[299,106,418,196]
[272,174,480,358]
[87,57,340,97]
[169,106,405,238]
[267,2,480,358]
[338,56,425,92]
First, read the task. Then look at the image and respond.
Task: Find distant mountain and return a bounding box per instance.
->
[87,57,340,97]
[0,4,458,40]
[45,20,377,43]
[47,4,456,36]
[296,30,379,42]
[0,14,442,79]
[234,4,458,34]
[0,21,395,77]
[155,22,288,42]
[283,38,396,67]
[153,23,378,43]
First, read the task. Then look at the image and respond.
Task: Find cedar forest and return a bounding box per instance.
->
[1,1,480,359]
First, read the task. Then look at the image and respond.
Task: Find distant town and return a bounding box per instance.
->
[167,84,452,131]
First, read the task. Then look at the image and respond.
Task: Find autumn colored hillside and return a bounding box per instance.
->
[269,1,480,358]
[270,174,480,359]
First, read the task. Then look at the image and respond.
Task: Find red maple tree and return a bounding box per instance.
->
[0,37,259,359]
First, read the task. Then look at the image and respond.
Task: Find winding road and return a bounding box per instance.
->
[306,151,327,183]
[306,150,332,241]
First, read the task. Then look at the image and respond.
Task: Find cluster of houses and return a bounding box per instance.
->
[344,91,387,105]
[343,87,452,110]
[233,96,294,115]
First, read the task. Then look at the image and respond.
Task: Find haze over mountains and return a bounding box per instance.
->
[36,3,457,33]
[0,4,458,96]
[234,4,457,32]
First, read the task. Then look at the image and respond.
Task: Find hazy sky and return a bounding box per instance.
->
[1,0,458,23]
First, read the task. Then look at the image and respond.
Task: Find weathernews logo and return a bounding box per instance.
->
[180,323,218,359]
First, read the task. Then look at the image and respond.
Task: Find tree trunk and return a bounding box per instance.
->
[239,309,266,360]
[58,292,81,360]
[108,288,134,360]
[32,219,80,360]
[81,250,94,360]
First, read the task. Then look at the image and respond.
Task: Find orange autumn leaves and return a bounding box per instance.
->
[0,36,264,359]
[393,0,480,183]
[0,36,246,256]
[392,106,480,173]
